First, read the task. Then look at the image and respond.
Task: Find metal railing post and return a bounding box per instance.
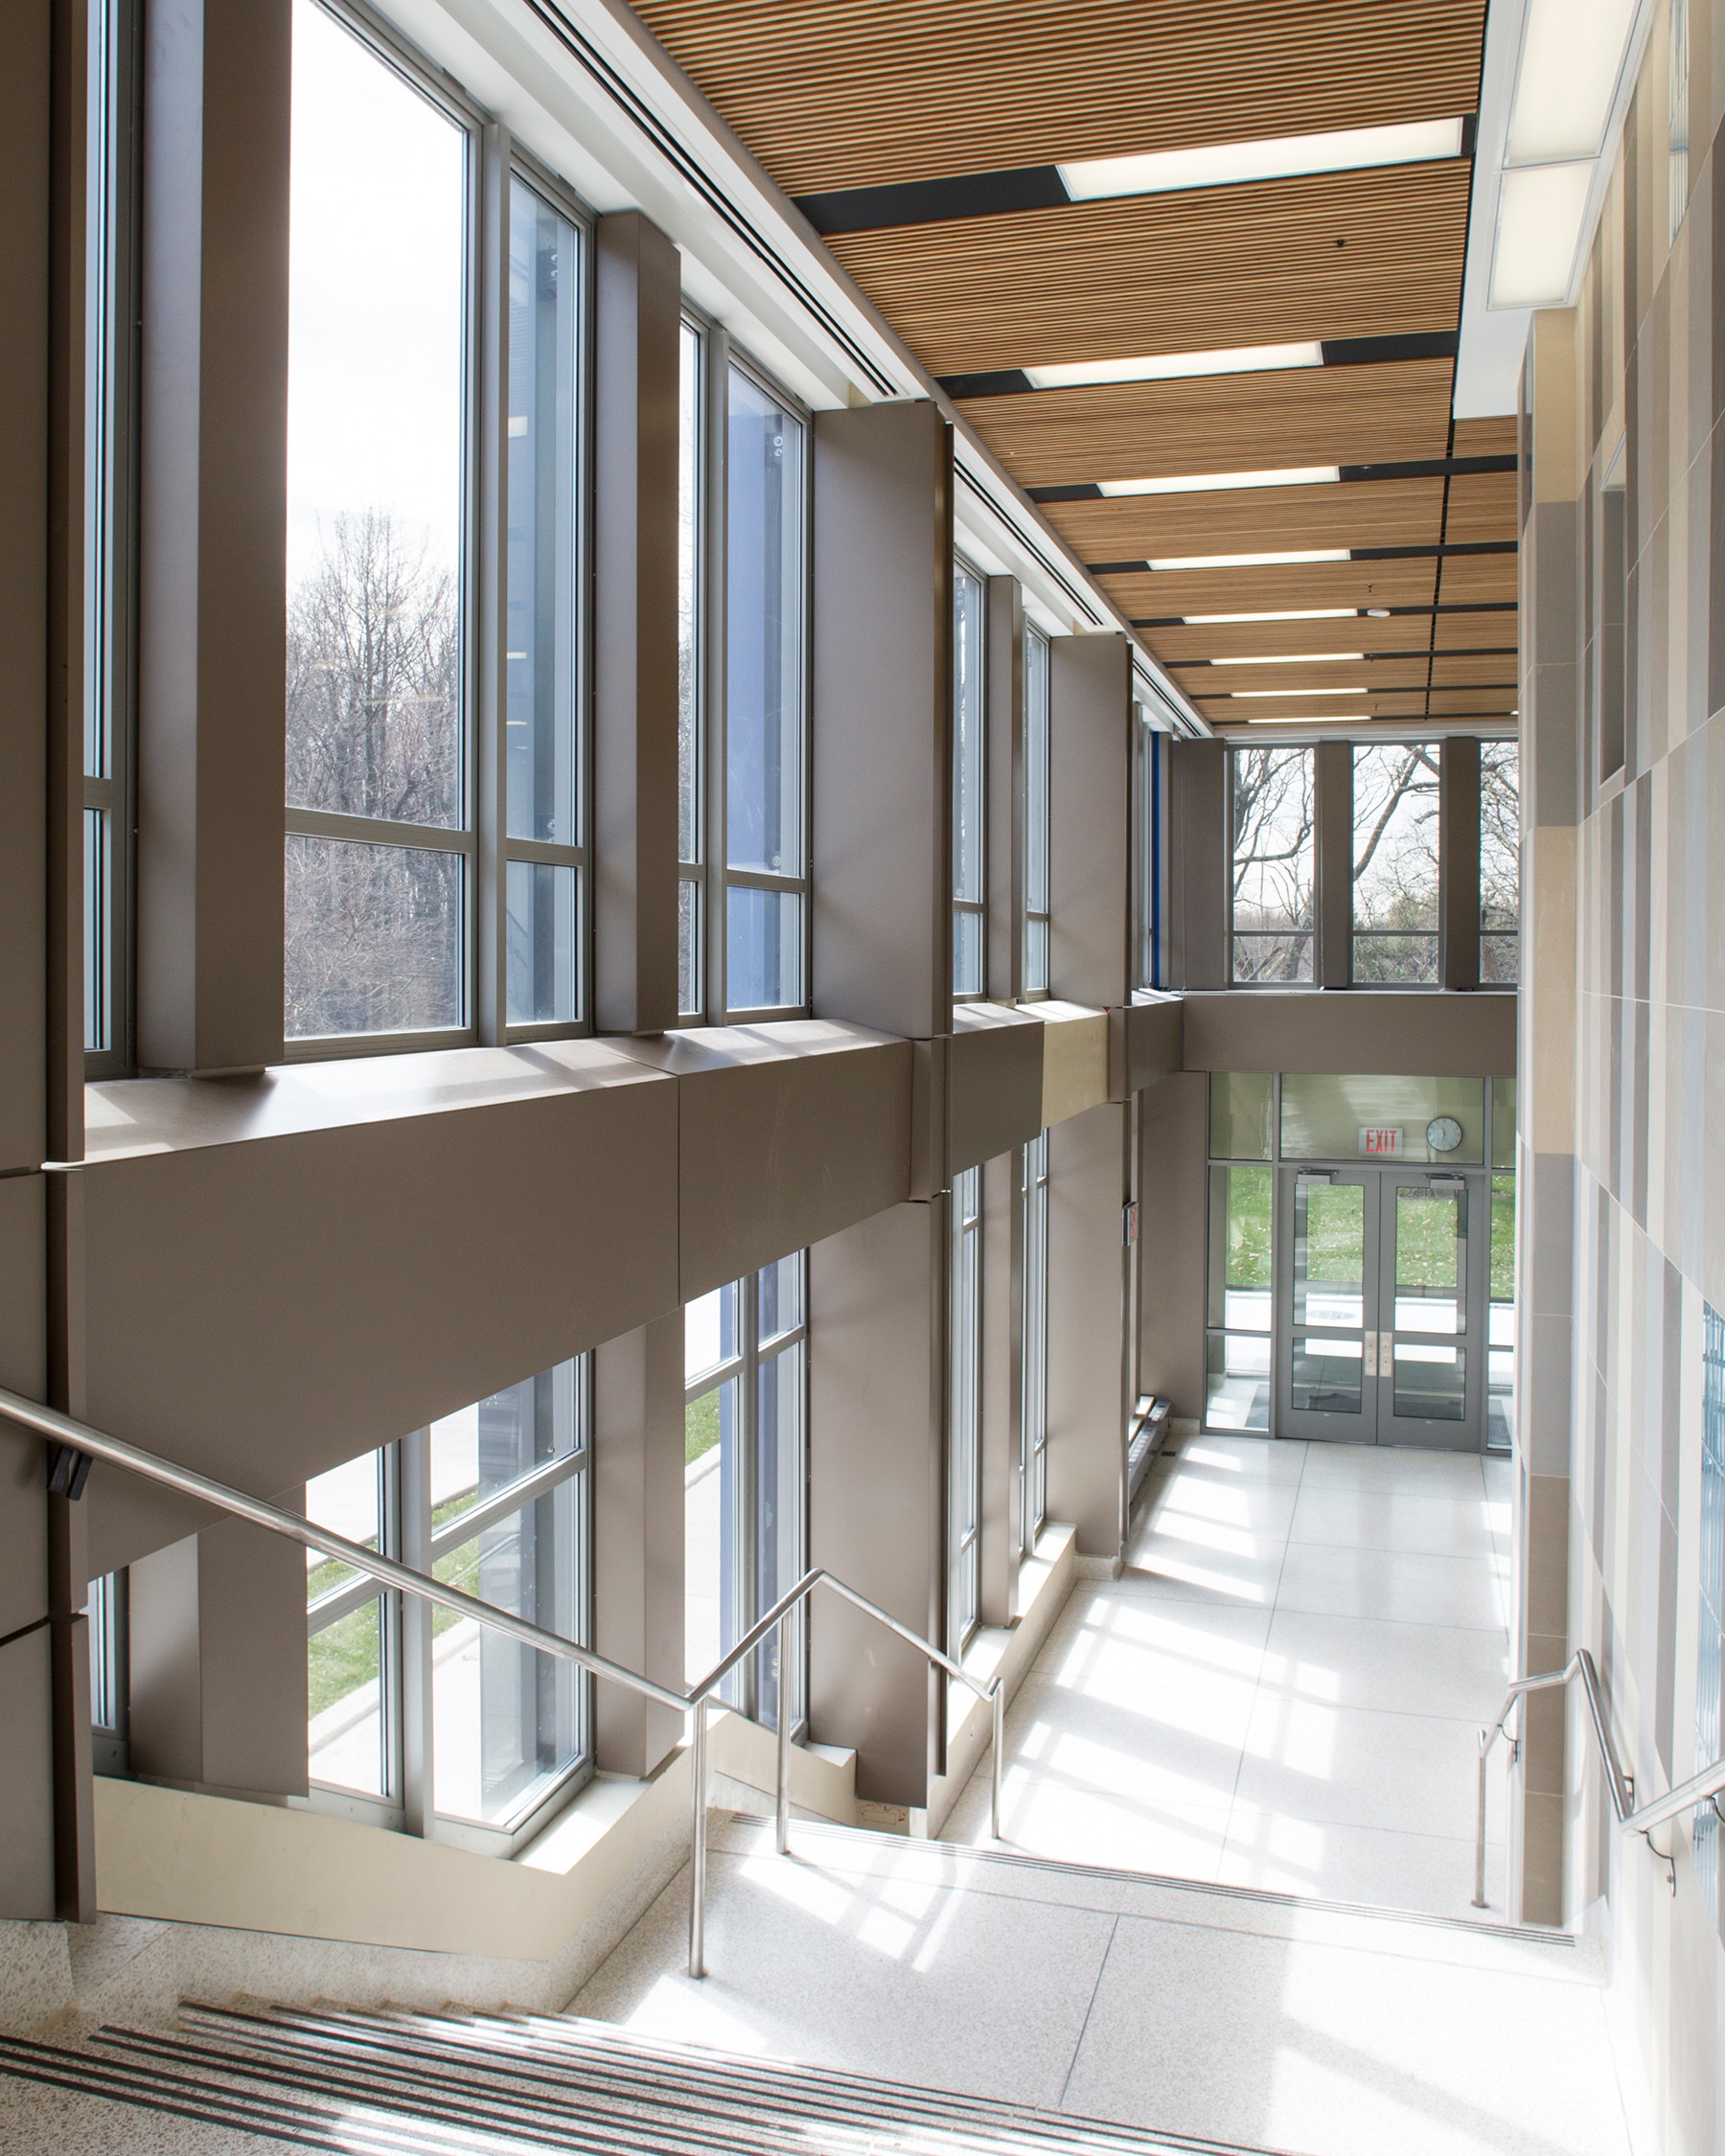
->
[688,1696,709,1980]
[1472,1730,1490,1908]
[775,1619,793,1856]
[990,1680,1004,1844]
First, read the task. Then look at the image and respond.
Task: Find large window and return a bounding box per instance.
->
[1131,704,1165,996]
[1020,1134,1049,1552]
[1480,742,1520,984]
[949,1166,983,1649]
[953,561,986,998]
[684,1255,808,1726]
[284,3,589,1049]
[678,321,810,1020]
[306,1355,591,1849]
[1024,629,1050,996]
[1206,1073,1275,1432]
[1230,746,1314,981]
[82,0,141,1076]
[1352,743,1440,983]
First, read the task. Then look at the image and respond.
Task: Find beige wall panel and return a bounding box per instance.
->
[1049,633,1132,1009]
[1108,997,1183,1100]
[1181,989,1516,1076]
[621,1025,912,1299]
[809,1202,941,1805]
[978,1151,1017,1629]
[197,1513,310,1799]
[1171,740,1228,990]
[0,1629,55,1920]
[950,1005,1044,1175]
[1046,1103,1127,1557]
[80,1075,679,1576]
[0,1,47,1170]
[0,1172,48,1637]
[1138,1072,1208,1420]
[1041,1006,1110,1127]
[812,403,953,1041]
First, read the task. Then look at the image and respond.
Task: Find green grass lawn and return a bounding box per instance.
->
[685,1388,722,1465]
[1224,1164,1517,1300]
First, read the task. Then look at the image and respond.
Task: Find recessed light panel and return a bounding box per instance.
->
[1098,466,1339,497]
[1231,686,1368,698]
[1024,342,1322,391]
[1148,548,1348,571]
[1059,118,1464,202]
[1213,653,1365,665]
[1184,608,1359,624]
[1506,0,1637,163]
[1491,163,1593,307]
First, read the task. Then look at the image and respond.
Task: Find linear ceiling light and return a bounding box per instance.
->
[1148,548,1348,571]
[1212,652,1365,665]
[1490,162,1594,308]
[1184,608,1359,624]
[1244,714,1364,725]
[1058,118,1464,202]
[1024,342,1321,391]
[1507,0,1638,162]
[1098,466,1339,497]
[1231,686,1368,698]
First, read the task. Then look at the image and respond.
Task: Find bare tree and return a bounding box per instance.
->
[286,514,464,1040]
[1352,744,1440,983]
[1230,746,1316,980]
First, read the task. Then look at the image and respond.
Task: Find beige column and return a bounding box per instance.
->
[591,1314,685,1778]
[593,212,681,1037]
[811,402,954,1041]
[809,1203,944,1805]
[1046,1102,1130,1561]
[136,0,290,1072]
[1170,740,1228,990]
[1049,633,1132,1008]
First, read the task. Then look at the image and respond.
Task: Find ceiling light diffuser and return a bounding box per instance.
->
[1212,653,1365,665]
[1098,466,1339,497]
[1230,686,1368,698]
[1147,548,1348,571]
[1490,162,1593,308]
[1184,608,1359,624]
[1244,714,1362,725]
[1506,0,1638,163]
[1024,342,1321,391]
[1059,118,1464,202]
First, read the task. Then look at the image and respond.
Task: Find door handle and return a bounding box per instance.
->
[1363,1331,1376,1379]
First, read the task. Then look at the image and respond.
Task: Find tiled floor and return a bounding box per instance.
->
[944,1434,1514,1921]
[571,1818,1633,2156]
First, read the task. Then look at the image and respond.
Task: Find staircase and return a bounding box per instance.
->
[0,2002,1277,2156]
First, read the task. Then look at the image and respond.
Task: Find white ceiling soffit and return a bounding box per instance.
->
[1456,0,1651,416]
[374,0,1207,732]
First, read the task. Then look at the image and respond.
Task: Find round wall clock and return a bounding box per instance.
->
[1425,1115,1463,1154]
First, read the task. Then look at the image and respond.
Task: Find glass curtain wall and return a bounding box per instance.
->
[1024,629,1050,994]
[82,0,140,1076]
[949,1166,983,1649]
[306,1354,591,1845]
[677,323,810,1020]
[684,1255,808,1725]
[1481,742,1521,984]
[286,1,472,1043]
[1230,747,1314,981]
[285,6,591,1050]
[1352,743,1440,982]
[725,367,807,1014]
[1206,1073,1274,1430]
[677,319,704,1015]
[1020,1133,1050,1551]
[503,176,586,1026]
[953,561,986,997]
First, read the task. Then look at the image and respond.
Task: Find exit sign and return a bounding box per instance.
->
[1359,1126,1403,1157]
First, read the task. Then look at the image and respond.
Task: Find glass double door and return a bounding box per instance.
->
[1276,1167,1485,1449]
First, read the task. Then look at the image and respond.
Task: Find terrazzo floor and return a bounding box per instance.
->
[943,1433,1516,1921]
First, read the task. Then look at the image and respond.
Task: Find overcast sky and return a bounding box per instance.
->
[287,0,465,590]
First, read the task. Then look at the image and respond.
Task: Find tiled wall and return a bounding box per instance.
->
[1522,4,1725,2145]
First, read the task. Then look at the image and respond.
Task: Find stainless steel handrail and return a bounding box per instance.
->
[0,1387,1007,1980]
[1473,1646,1725,1909]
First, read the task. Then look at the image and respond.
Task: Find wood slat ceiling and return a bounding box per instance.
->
[632,0,1512,733]
[1042,478,1445,562]
[631,0,1486,194]
[1099,558,1440,619]
[956,359,1457,487]
[1440,471,1519,545]
[1199,655,1443,693]
[828,164,1470,374]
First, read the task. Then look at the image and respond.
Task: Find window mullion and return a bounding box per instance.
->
[475,123,511,1045]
